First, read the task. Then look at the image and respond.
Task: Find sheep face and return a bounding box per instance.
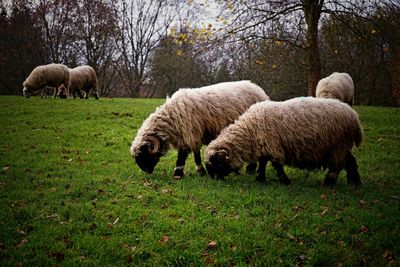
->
[133,135,163,174]
[205,149,237,179]
[22,86,33,98]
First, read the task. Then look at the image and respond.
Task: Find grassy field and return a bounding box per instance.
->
[0,96,399,266]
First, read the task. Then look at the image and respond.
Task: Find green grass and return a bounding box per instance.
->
[0,96,399,266]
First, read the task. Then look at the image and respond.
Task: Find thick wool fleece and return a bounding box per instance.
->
[205,97,363,171]
[69,66,99,98]
[23,63,70,93]
[130,80,269,156]
[316,72,354,106]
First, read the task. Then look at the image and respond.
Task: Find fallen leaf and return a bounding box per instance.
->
[161,188,172,194]
[204,256,215,265]
[359,200,367,206]
[159,235,170,245]
[98,189,106,195]
[360,225,369,233]
[16,239,28,248]
[2,166,10,172]
[338,240,345,247]
[143,180,152,186]
[321,207,329,216]
[207,240,217,250]
[112,218,119,225]
[321,194,328,200]
[177,218,185,224]
[287,233,297,241]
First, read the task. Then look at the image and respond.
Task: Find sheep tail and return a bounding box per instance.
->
[354,124,364,148]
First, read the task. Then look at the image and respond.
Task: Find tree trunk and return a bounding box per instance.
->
[303,0,323,96]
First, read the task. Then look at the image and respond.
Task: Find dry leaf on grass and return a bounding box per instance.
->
[159,235,170,245]
[207,240,217,250]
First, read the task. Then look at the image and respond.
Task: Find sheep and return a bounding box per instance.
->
[205,97,363,186]
[316,72,354,106]
[130,80,269,180]
[68,66,99,99]
[22,63,70,98]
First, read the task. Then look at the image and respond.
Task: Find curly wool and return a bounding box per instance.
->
[130,80,269,156]
[316,72,354,106]
[69,66,99,98]
[23,63,70,94]
[205,97,363,171]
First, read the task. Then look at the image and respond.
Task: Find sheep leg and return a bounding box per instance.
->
[255,157,268,183]
[246,162,257,175]
[77,90,84,99]
[345,151,361,186]
[193,150,207,176]
[323,168,339,186]
[272,162,291,185]
[173,150,188,180]
[52,87,58,98]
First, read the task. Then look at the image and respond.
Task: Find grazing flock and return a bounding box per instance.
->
[130,72,362,186]
[22,63,361,186]
[22,63,99,99]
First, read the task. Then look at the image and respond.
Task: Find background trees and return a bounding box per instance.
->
[0,0,398,106]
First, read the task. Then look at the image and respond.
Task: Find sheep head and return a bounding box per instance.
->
[134,135,162,174]
[22,87,31,98]
[205,149,235,179]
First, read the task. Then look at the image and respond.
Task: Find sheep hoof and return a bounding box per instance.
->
[323,178,336,187]
[255,175,267,184]
[246,163,257,175]
[173,175,184,180]
[196,168,207,176]
[278,176,291,185]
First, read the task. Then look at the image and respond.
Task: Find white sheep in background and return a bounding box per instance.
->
[205,97,363,186]
[130,81,270,179]
[69,66,99,99]
[22,63,70,98]
[316,72,354,106]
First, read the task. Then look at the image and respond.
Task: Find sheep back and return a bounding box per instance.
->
[205,97,363,171]
[316,72,354,105]
[69,65,98,95]
[23,63,70,93]
[131,80,269,155]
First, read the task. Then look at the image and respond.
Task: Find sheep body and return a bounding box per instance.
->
[23,63,70,98]
[205,97,363,186]
[316,72,354,105]
[69,66,99,99]
[130,80,269,179]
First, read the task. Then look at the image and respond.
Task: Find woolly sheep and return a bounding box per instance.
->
[316,72,354,106]
[69,66,99,99]
[205,97,363,186]
[22,63,70,98]
[130,80,269,179]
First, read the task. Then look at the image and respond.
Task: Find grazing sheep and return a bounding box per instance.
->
[316,72,354,106]
[205,97,363,186]
[69,66,99,99]
[22,63,70,98]
[130,81,269,179]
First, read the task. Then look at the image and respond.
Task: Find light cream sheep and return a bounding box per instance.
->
[316,72,354,106]
[22,63,70,98]
[205,97,363,186]
[130,81,269,179]
[69,66,99,99]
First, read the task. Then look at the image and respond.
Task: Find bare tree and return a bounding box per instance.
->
[73,0,119,96]
[36,0,76,63]
[0,0,45,95]
[218,0,324,96]
[116,0,179,97]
